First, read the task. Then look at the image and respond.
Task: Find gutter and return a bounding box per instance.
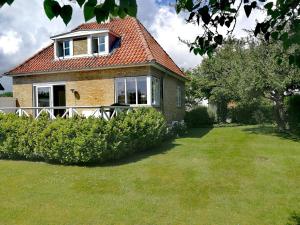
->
[5,62,188,81]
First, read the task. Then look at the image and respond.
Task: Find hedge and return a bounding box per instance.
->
[286,95,300,134]
[184,106,214,128]
[0,108,167,165]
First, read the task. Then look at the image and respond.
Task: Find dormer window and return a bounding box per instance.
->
[52,30,117,59]
[57,40,71,58]
[92,36,106,54]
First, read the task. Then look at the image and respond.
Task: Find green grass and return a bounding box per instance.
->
[0,125,299,225]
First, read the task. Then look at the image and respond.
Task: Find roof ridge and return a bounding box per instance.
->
[6,43,53,75]
[133,18,154,62]
[136,20,185,76]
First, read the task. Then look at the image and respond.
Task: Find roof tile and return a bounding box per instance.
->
[7,17,185,78]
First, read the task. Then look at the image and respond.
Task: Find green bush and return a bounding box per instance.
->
[184,106,214,128]
[286,95,300,134]
[229,101,274,125]
[0,108,167,165]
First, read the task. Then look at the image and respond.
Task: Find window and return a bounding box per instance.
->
[57,40,70,57]
[63,41,70,56]
[151,77,160,105]
[137,77,147,104]
[115,77,148,105]
[176,85,182,107]
[92,36,106,54]
[116,78,126,104]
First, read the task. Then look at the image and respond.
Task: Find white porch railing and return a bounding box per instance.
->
[0,106,135,120]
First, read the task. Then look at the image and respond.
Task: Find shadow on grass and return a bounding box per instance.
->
[287,211,300,225]
[97,127,213,167]
[182,126,213,139]
[242,125,300,142]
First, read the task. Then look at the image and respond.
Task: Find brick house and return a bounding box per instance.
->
[5,17,187,122]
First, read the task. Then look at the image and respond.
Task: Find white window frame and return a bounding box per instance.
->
[55,39,73,59]
[91,34,109,55]
[115,76,154,106]
[63,40,70,57]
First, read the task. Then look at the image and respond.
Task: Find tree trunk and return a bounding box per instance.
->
[274,98,288,131]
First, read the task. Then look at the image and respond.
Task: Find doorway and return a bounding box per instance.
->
[34,83,66,117]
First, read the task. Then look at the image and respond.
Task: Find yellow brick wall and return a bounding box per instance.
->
[13,66,150,108]
[73,38,88,55]
[12,65,185,122]
[150,67,186,122]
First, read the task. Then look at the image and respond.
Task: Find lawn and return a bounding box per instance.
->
[0,125,299,225]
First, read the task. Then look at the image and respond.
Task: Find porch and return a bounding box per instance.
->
[0,106,135,120]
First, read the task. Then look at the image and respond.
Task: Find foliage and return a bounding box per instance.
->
[0,108,167,165]
[229,100,274,124]
[0,0,137,25]
[0,92,13,97]
[184,106,214,128]
[286,95,300,134]
[167,121,187,137]
[176,0,300,67]
[188,38,300,130]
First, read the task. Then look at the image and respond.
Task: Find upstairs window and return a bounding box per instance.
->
[57,40,70,57]
[92,36,106,54]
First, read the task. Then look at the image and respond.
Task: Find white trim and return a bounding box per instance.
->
[51,30,111,40]
[147,76,151,105]
[7,63,187,82]
[33,81,66,86]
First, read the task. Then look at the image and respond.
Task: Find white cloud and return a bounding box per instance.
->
[0,31,22,55]
[148,6,202,69]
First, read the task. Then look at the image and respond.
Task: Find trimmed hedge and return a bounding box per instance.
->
[286,95,300,134]
[0,108,167,165]
[184,106,214,128]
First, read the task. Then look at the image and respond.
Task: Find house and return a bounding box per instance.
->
[4,17,187,122]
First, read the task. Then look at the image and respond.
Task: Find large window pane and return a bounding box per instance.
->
[151,77,160,105]
[92,38,99,53]
[99,36,106,52]
[63,41,70,56]
[126,77,136,104]
[116,78,126,104]
[137,77,147,104]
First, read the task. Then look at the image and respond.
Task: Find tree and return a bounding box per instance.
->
[187,39,245,122]
[189,38,300,129]
[0,0,298,67]
[176,0,300,67]
[0,0,138,25]
[238,39,300,130]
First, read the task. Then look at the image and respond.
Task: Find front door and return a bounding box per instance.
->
[36,86,53,115]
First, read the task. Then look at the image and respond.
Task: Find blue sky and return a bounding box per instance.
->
[0,0,265,92]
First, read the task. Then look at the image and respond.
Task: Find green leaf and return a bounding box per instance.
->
[214,35,223,45]
[271,31,279,40]
[6,0,14,5]
[264,2,273,10]
[185,0,194,11]
[0,0,6,8]
[84,0,97,21]
[244,5,252,18]
[60,5,72,25]
[76,0,85,7]
[44,0,61,20]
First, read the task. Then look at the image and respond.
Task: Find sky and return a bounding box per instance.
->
[0,0,265,92]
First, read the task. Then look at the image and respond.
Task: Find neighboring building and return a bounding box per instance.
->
[5,17,187,122]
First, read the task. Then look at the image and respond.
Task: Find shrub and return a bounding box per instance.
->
[229,101,274,125]
[286,95,300,134]
[0,108,167,165]
[184,106,214,128]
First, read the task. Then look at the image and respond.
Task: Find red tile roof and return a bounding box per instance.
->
[7,17,185,78]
